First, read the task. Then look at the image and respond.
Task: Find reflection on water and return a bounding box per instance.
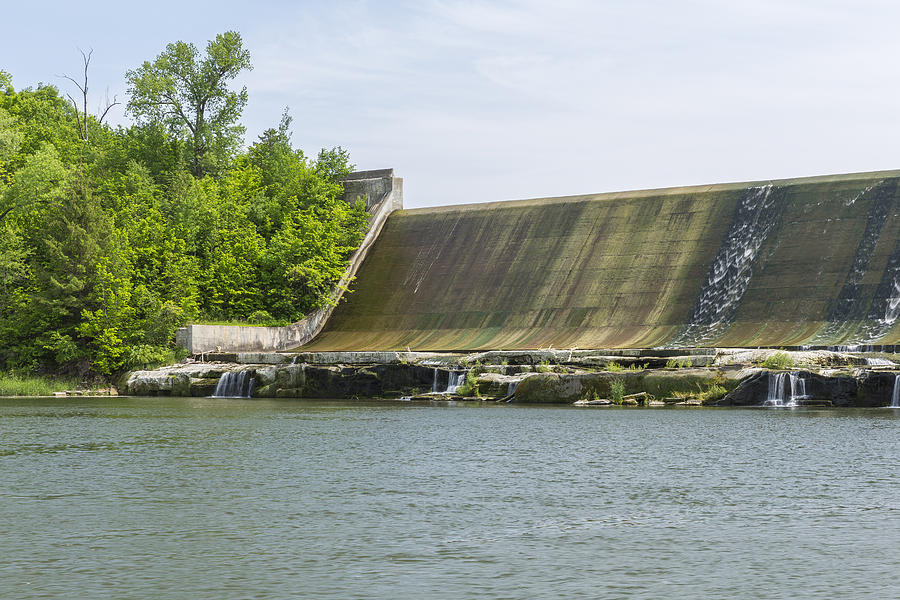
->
[1,398,898,599]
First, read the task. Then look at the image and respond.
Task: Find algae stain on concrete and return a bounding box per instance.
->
[304,170,900,351]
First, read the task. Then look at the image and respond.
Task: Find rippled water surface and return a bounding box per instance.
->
[1,398,898,599]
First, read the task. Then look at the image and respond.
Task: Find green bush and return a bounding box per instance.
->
[609,377,625,404]
[456,370,480,397]
[665,358,691,369]
[606,362,624,372]
[247,310,274,325]
[761,351,794,370]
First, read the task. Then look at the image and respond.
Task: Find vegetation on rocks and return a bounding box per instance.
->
[0,32,368,380]
[760,351,795,370]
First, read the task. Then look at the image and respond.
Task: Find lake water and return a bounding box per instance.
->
[1,397,898,599]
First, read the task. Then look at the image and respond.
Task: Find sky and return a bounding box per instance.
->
[4,0,900,208]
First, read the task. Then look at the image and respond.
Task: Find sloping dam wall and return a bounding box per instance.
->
[303,170,900,351]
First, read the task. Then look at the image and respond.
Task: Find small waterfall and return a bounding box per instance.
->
[507,380,519,396]
[766,372,787,406]
[789,373,806,404]
[865,357,896,366]
[213,371,255,398]
[446,371,465,394]
[432,369,467,394]
[892,375,900,408]
[765,372,806,407]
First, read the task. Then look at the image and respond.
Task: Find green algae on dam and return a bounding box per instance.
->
[303,170,900,351]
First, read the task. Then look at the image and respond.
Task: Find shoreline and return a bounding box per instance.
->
[123,347,900,408]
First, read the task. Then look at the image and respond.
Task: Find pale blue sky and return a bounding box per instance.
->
[4,1,900,207]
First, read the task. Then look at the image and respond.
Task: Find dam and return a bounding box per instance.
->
[151,168,900,406]
[305,169,900,350]
[176,168,900,353]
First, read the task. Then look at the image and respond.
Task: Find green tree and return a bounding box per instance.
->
[125,31,252,177]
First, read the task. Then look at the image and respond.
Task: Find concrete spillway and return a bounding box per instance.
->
[302,170,900,351]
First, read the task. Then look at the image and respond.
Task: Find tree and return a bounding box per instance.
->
[125,31,252,177]
[59,48,120,145]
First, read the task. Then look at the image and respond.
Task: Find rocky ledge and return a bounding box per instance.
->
[124,348,900,407]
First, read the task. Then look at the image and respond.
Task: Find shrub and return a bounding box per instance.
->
[456,370,480,397]
[701,383,728,402]
[761,351,794,370]
[606,361,624,372]
[609,377,625,404]
[666,358,692,369]
[247,310,274,325]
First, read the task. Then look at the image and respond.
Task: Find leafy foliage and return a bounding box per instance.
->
[609,378,626,404]
[0,33,369,377]
[761,351,794,370]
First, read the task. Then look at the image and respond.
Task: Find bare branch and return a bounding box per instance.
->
[65,92,86,140]
[98,91,120,125]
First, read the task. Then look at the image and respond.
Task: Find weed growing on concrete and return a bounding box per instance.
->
[606,362,625,372]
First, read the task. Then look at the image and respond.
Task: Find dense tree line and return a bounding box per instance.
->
[0,33,368,378]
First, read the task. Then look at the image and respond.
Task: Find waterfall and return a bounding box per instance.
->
[766,372,787,406]
[789,373,806,404]
[765,372,806,407]
[892,375,900,408]
[446,371,465,394]
[507,380,519,396]
[432,369,467,394]
[213,371,255,398]
[674,185,782,345]
[865,357,896,366]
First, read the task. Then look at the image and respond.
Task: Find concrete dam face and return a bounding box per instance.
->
[304,170,900,351]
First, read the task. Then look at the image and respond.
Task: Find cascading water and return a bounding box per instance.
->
[789,374,806,404]
[213,371,255,398]
[446,371,465,394]
[432,369,467,394]
[865,357,896,366]
[765,372,807,407]
[811,180,896,345]
[891,375,900,408]
[674,185,782,345]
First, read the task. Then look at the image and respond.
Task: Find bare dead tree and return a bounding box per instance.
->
[59,48,120,145]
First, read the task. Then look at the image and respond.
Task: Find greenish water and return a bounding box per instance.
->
[1,398,898,599]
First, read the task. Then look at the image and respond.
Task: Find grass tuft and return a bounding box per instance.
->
[0,373,78,396]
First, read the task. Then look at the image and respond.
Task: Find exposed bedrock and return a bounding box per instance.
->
[126,348,900,407]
